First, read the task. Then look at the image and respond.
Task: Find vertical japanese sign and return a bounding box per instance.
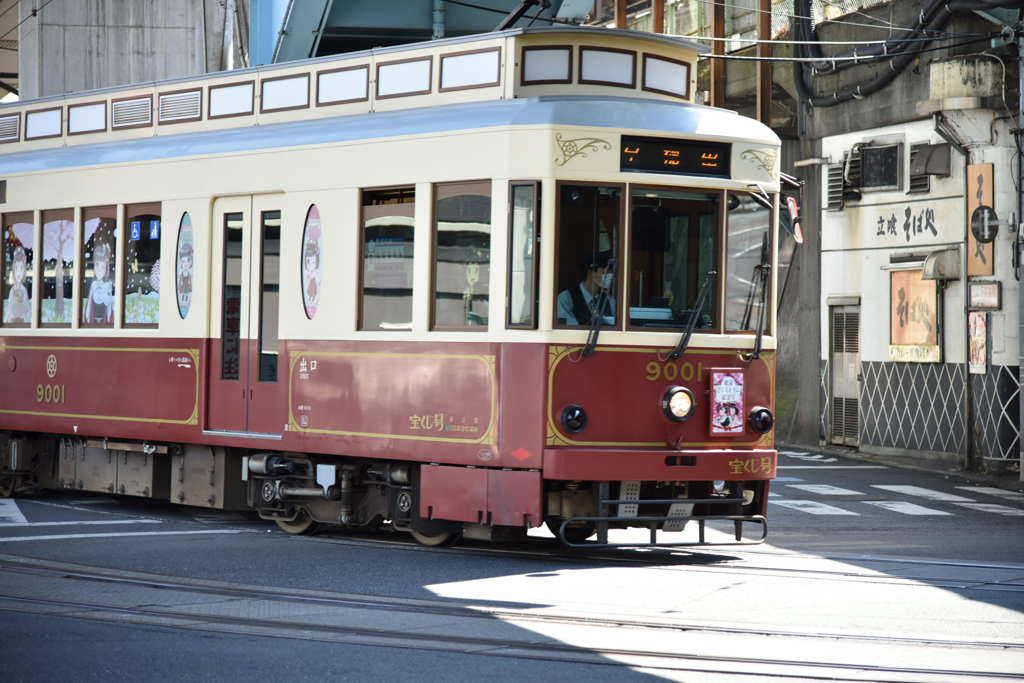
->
[710,370,745,435]
[967,163,993,276]
[889,269,939,362]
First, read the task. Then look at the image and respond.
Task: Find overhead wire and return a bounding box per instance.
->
[0,0,57,44]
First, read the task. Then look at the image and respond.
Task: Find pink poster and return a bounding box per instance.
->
[710,370,745,435]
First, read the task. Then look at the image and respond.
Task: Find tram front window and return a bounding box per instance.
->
[726,191,773,333]
[628,188,719,330]
[555,184,621,327]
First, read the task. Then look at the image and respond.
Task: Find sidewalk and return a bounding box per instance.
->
[777,442,1024,493]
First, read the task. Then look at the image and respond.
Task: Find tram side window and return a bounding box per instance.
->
[124,203,161,326]
[628,189,720,331]
[555,184,621,328]
[40,209,75,326]
[725,192,773,333]
[81,206,117,326]
[360,188,415,331]
[2,212,34,326]
[433,181,491,329]
[507,182,540,328]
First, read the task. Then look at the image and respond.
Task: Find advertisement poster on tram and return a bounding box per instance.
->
[710,370,745,435]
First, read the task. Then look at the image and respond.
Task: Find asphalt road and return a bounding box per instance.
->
[1,447,1022,683]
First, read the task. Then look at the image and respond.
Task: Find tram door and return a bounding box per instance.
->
[207,194,286,435]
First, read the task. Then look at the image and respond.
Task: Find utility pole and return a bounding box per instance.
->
[710,0,725,108]
[757,0,771,125]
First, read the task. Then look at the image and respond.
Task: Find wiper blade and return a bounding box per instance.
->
[668,271,716,360]
[581,257,618,357]
[742,233,771,362]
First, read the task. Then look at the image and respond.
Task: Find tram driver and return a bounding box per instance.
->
[557,251,616,326]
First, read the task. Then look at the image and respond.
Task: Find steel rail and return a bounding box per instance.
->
[0,558,1021,652]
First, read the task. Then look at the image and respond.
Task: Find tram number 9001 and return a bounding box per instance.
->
[646,361,702,383]
[37,383,66,404]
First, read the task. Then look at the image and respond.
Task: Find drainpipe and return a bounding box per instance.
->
[935,113,973,469]
[433,0,446,39]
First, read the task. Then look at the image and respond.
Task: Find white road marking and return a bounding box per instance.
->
[777,451,809,455]
[0,499,28,525]
[777,466,888,469]
[781,454,838,462]
[955,486,1024,502]
[772,477,805,482]
[769,500,859,515]
[0,530,247,543]
[768,492,782,498]
[0,519,163,528]
[863,501,952,516]
[871,485,973,502]
[786,484,865,496]
[953,503,1024,516]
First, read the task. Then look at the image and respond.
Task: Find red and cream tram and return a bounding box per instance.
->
[0,27,779,547]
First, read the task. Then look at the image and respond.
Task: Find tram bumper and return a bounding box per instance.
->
[543,448,776,548]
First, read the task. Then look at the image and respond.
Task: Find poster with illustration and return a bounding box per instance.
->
[968,311,988,375]
[301,205,322,319]
[82,212,117,325]
[710,370,745,435]
[41,212,75,324]
[176,213,194,319]
[3,217,34,324]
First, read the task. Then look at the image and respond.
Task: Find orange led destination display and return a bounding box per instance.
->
[620,135,731,178]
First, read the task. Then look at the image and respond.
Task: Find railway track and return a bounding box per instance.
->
[1,553,1021,682]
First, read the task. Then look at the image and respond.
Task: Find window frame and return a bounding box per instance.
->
[624,184,725,335]
[724,190,774,336]
[122,201,162,329]
[1,210,35,329]
[38,208,75,328]
[552,180,626,331]
[506,180,541,330]
[257,210,281,383]
[430,179,492,332]
[357,185,416,332]
[79,205,117,329]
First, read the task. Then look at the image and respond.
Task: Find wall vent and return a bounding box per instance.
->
[159,90,202,123]
[0,114,19,142]
[112,97,152,128]
[826,163,844,211]
[908,143,930,194]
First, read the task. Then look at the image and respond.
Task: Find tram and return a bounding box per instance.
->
[0,26,780,547]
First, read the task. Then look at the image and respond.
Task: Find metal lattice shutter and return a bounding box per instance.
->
[112,97,152,128]
[159,90,201,122]
[830,309,860,445]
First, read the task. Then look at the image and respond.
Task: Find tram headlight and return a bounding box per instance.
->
[748,406,774,434]
[561,405,588,433]
[662,386,696,422]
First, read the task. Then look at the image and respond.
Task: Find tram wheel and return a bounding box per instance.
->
[274,510,321,535]
[0,472,19,498]
[410,531,461,547]
[546,519,596,544]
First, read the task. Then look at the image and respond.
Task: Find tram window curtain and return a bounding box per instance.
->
[432,181,491,330]
[507,182,540,329]
[2,211,34,327]
[124,202,162,327]
[40,209,75,327]
[725,192,773,334]
[81,206,117,327]
[627,188,720,332]
[360,188,415,331]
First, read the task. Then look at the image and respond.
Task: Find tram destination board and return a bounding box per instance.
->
[620,135,730,178]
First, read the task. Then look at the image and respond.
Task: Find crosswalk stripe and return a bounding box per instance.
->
[0,499,28,525]
[786,484,865,496]
[871,485,974,502]
[769,500,859,515]
[954,503,1024,516]
[863,501,952,516]
[955,486,1024,503]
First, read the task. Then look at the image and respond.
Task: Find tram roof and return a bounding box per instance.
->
[0,27,737,160]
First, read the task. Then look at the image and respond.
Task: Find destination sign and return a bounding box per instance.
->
[620,135,731,178]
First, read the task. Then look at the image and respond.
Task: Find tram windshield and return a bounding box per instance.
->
[628,188,719,330]
[725,191,773,333]
[555,184,621,328]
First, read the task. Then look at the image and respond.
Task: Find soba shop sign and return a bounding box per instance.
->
[889,269,940,362]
